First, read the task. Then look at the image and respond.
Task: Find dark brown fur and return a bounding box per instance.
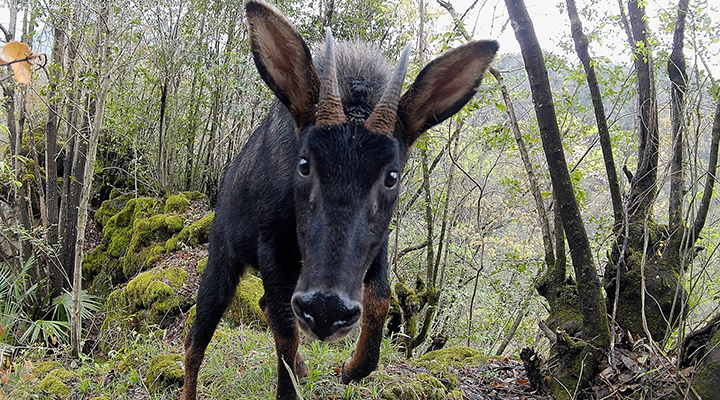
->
[183,1,498,399]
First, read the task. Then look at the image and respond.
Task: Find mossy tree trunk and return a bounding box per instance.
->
[602,0,717,345]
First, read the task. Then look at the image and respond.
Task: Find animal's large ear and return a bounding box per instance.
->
[246,0,320,131]
[397,40,499,147]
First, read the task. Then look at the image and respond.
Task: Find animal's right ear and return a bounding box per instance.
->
[246,0,320,131]
[396,40,498,147]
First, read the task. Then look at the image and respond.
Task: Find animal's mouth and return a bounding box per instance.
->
[291,291,362,342]
[296,317,357,342]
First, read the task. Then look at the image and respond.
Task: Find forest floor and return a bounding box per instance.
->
[0,199,697,400]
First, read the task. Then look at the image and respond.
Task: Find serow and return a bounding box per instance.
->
[183,1,498,399]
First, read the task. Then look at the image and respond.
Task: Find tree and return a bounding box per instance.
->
[504,0,611,395]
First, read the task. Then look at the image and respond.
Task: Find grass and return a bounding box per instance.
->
[0,321,405,399]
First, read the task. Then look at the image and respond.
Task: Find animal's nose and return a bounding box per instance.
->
[291,291,361,341]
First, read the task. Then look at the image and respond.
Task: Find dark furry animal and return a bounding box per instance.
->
[183,1,498,399]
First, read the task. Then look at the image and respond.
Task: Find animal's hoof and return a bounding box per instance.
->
[295,357,309,378]
[340,362,352,384]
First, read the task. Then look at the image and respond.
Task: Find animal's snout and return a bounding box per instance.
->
[291,291,361,341]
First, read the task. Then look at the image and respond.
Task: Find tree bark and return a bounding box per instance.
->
[565,0,623,231]
[72,0,114,356]
[626,0,659,220]
[505,0,610,395]
[667,0,689,259]
[46,10,68,297]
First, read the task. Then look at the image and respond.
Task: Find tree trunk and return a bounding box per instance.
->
[667,0,689,258]
[605,0,688,344]
[71,0,114,356]
[565,0,623,230]
[626,0,659,220]
[505,0,610,396]
[46,12,67,297]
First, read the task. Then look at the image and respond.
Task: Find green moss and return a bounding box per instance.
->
[381,372,447,400]
[196,257,208,276]
[183,305,197,339]
[417,346,487,367]
[32,361,62,378]
[146,353,184,393]
[39,368,75,398]
[94,194,133,230]
[164,266,188,289]
[165,212,214,252]
[165,194,190,213]
[103,267,191,334]
[181,191,206,201]
[122,214,185,278]
[225,274,266,327]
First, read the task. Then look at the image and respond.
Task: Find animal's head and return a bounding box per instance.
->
[246,0,497,341]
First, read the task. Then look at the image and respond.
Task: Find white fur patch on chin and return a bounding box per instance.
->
[297,321,356,343]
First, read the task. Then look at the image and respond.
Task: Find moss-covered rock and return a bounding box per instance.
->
[32,360,63,378]
[381,372,449,400]
[417,346,486,366]
[165,212,214,252]
[84,196,166,295]
[146,353,184,393]
[165,194,190,213]
[94,193,133,230]
[182,191,207,201]
[225,274,266,327]
[122,214,185,278]
[39,368,75,398]
[196,257,208,276]
[103,266,192,339]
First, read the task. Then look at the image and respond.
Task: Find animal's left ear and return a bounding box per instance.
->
[397,40,499,147]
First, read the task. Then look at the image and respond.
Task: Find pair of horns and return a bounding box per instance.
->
[315,28,412,138]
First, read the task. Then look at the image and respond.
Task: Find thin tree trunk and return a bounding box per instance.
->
[626,0,659,220]
[72,0,114,356]
[566,0,623,230]
[692,97,720,241]
[505,0,610,394]
[490,68,555,269]
[667,0,689,257]
[46,12,67,297]
[157,77,169,192]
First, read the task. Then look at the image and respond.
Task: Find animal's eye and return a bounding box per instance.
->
[384,171,398,189]
[298,157,310,176]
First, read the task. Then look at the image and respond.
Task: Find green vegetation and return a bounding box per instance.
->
[1,0,719,398]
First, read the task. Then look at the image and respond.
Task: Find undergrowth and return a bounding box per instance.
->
[1,321,402,399]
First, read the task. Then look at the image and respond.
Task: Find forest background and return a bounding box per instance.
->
[1,0,720,398]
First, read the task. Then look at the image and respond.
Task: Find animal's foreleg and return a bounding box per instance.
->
[260,295,309,378]
[341,278,390,383]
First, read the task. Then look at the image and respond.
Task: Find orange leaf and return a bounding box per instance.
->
[0,322,3,336]
[11,60,31,84]
[1,41,30,63]
[1,41,32,84]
